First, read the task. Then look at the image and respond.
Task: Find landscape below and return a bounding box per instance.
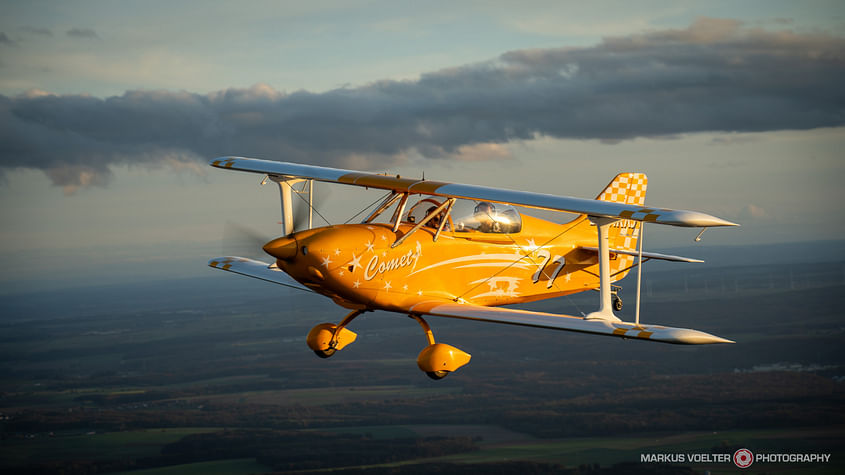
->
[1,241,843,474]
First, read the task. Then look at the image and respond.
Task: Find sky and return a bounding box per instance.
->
[0,0,844,292]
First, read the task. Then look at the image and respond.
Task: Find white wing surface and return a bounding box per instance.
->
[210,157,738,228]
[408,301,733,345]
[208,256,311,292]
[580,247,705,263]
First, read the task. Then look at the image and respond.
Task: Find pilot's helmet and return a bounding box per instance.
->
[426,206,440,225]
[474,201,495,215]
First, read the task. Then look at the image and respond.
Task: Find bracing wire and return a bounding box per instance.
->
[454,214,586,302]
[344,191,394,224]
[291,182,332,227]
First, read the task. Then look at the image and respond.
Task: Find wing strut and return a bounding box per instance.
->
[267,176,305,236]
[433,198,456,242]
[584,217,622,322]
[392,198,455,248]
[364,191,401,224]
[306,179,314,229]
[635,223,644,326]
[391,193,410,232]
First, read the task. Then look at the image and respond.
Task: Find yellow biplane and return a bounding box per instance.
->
[209,157,737,379]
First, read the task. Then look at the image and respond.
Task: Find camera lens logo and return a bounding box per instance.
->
[734,448,754,468]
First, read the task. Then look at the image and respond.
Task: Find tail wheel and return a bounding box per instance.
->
[314,348,336,359]
[613,296,623,311]
[426,370,449,380]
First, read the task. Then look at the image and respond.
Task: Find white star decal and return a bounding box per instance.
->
[380,234,387,241]
[338,270,345,277]
[382,251,387,257]
[321,255,333,268]
[565,273,571,282]
[334,248,341,256]
[348,253,362,272]
[525,238,538,252]
[353,280,361,288]
[402,284,408,291]
[365,241,375,253]
[383,281,392,291]
[417,289,423,296]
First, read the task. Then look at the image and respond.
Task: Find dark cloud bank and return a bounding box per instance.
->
[1,18,843,191]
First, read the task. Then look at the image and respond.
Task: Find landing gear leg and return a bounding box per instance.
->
[408,314,471,380]
[307,309,365,358]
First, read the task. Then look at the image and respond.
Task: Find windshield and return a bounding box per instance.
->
[404,198,450,231]
[452,200,522,234]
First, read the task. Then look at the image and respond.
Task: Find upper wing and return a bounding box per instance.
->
[210,157,737,228]
[408,300,733,345]
[208,256,311,292]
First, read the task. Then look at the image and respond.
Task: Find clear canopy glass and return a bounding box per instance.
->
[402,198,522,234]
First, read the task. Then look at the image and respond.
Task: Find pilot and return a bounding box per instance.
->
[426,206,441,229]
[474,201,499,233]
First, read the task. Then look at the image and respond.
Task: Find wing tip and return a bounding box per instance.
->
[657,211,740,228]
[667,328,735,344]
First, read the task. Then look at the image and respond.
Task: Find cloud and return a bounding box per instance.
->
[1,18,843,191]
[66,28,99,39]
[0,32,16,46]
[21,26,53,37]
[739,204,770,221]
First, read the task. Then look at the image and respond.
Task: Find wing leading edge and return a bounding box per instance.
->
[210,156,738,228]
[409,300,733,345]
[580,247,704,263]
[208,256,311,292]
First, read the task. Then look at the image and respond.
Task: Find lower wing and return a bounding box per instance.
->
[408,300,733,345]
[207,256,730,344]
[208,256,311,292]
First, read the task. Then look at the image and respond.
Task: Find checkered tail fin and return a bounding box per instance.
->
[595,173,648,252]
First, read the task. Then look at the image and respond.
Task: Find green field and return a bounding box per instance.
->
[320,426,845,474]
[113,458,271,475]
[0,428,220,466]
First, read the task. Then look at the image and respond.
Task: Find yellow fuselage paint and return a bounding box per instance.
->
[276,213,638,312]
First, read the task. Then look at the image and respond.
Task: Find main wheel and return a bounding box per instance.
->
[314,348,336,358]
[426,370,449,380]
[613,296,623,311]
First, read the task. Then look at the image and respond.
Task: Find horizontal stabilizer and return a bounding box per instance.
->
[580,247,704,263]
[409,301,733,345]
[208,256,311,292]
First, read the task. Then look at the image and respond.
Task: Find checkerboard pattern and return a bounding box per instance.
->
[596,173,647,206]
[597,173,648,255]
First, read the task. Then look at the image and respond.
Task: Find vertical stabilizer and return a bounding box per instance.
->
[595,173,648,252]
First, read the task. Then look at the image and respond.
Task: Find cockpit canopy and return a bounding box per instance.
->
[403,198,522,234]
[453,200,522,234]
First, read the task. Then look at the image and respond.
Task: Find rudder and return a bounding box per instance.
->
[596,173,647,252]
